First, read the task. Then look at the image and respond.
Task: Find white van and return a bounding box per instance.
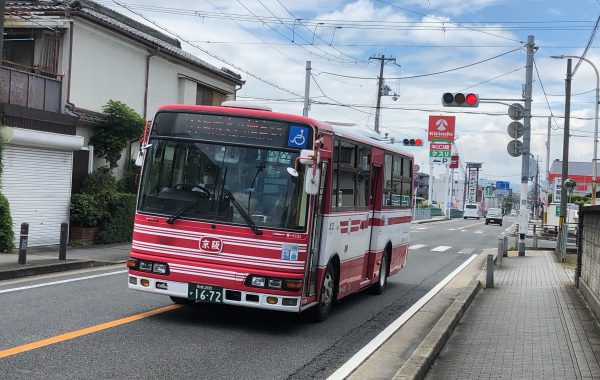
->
[463,203,481,219]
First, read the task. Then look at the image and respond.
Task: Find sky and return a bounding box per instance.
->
[99,0,600,187]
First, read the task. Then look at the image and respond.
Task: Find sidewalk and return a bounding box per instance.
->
[426,251,600,380]
[0,243,130,281]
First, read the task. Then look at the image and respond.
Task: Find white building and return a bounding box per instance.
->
[0,0,244,246]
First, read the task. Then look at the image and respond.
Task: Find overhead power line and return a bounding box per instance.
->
[532,57,561,130]
[317,48,521,80]
[573,15,600,77]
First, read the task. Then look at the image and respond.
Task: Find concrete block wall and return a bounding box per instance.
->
[579,207,600,321]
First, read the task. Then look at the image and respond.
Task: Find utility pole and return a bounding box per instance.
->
[546,116,551,183]
[303,61,311,117]
[559,59,572,230]
[369,55,395,134]
[518,35,535,257]
[534,157,540,219]
[0,0,5,61]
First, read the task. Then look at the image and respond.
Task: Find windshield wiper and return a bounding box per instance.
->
[222,188,262,235]
[166,189,210,225]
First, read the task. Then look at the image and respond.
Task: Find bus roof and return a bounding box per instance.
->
[155,104,413,159]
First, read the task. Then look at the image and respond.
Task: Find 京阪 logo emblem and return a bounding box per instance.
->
[199,237,223,253]
[435,118,448,131]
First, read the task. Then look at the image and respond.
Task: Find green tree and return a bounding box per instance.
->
[90,100,145,170]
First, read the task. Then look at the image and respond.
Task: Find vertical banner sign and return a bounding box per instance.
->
[468,168,478,203]
[428,116,456,143]
[553,177,561,204]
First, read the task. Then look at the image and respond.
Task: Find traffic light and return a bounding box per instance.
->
[442,92,479,107]
[403,138,423,146]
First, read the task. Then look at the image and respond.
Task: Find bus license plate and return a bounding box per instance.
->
[188,284,223,303]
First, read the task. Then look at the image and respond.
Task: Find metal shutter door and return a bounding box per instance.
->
[1,145,73,246]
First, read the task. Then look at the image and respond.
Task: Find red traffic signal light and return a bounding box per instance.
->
[403,138,423,146]
[442,92,479,107]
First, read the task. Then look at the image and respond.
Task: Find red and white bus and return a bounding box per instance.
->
[127,102,414,321]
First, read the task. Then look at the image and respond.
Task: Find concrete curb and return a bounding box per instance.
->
[0,260,123,281]
[392,279,481,380]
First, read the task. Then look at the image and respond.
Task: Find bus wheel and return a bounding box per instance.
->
[371,253,388,295]
[304,264,335,322]
[170,296,195,305]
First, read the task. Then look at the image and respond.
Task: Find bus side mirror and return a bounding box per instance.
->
[304,165,320,195]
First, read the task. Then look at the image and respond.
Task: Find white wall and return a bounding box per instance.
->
[70,18,237,119]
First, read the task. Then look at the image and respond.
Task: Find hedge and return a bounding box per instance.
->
[0,193,14,253]
[95,193,137,244]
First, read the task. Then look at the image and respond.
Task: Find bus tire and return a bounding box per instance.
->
[170,296,195,305]
[371,252,389,295]
[304,263,336,322]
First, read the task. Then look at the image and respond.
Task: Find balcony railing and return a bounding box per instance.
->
[0,64,62,113]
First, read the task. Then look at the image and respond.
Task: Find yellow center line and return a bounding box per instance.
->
[0,304,181,359]
[461,221,485,229]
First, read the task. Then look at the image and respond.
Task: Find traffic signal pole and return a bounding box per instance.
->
[518,35,536,257]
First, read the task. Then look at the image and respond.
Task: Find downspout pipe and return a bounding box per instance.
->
[65,19,76,112]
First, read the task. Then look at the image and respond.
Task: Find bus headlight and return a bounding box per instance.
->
[139,261,153,272]
[250,276,266,287]
[152,263,168,275]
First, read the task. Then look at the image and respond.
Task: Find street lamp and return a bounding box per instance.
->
[551,55,599,205]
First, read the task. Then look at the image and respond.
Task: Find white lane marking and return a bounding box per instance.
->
[474,230,483,234]
[327,254,478,380]
[409,244,427,250]
[448,228,456,231]
[431,246,451,252]
[460,229,467,232]
[0,270,128,295]
[458,248,474,255]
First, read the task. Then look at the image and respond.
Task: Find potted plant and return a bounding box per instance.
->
[69,193,104,243]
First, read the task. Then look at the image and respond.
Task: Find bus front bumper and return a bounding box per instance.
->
[128,274,302,312]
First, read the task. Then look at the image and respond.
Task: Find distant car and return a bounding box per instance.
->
[463,203,481,219]
[486,208,503,226]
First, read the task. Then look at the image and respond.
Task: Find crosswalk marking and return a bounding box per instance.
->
[474,230,483,234]
[409,244,427,250]
[431,246,451,252]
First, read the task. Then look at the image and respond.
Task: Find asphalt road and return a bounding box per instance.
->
[0,217,512,379]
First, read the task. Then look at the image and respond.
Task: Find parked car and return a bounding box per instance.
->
[463,203,481,219]
[485,208,503,226]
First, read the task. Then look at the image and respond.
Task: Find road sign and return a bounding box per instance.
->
[507,121,524,139]
[508,103,525,121]
[413,164,420,173]
[507,140,523,157]
[428,115,456,143]
[485,185,493,198]
[496,181,510,190]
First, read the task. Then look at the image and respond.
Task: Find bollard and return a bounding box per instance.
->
[514,234,518,252]
[503,236,508,257]
[518,233,526,256]
[18,223,29,265]
[533,224,538,249]
[59,222,68,260]
[497,237,503,268]
[486,254,494,288]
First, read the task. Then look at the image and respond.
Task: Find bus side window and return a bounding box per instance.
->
[331,138,340,211]
[383,154,393,206]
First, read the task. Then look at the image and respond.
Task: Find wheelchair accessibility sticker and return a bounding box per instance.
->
[288,126,308,148]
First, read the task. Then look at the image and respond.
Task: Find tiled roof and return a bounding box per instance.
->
[549,160,600,176]
[6,0,244,85]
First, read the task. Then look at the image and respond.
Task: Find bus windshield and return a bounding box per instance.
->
[138,139,309,231]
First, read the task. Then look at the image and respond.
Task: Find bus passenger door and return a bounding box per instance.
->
[366,165,382,280]
[304,162,328,298]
